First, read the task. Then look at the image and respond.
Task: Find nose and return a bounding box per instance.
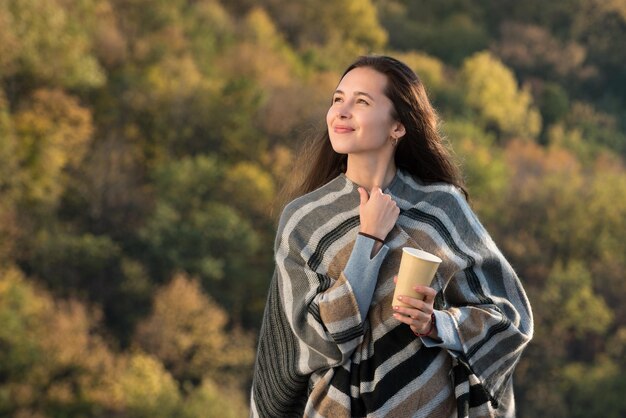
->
[336,103,351,119]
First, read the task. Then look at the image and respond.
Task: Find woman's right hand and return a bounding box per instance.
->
[357,187,400,241]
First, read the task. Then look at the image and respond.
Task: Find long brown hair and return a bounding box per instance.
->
[280,55,467,210]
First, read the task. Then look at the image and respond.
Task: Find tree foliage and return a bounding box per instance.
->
[110,352,182,417]
[134,274,254,384]
[378,0,488,65]
[244,0,386,68]
[1,0,105,89]
[460,51,542,140]
[0,266,117,416]
[14,89,93,207]
[1,0,625,416]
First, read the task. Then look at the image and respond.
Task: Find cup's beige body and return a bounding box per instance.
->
[392,248,442,308]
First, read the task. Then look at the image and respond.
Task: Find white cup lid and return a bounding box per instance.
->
[402,247,442,263]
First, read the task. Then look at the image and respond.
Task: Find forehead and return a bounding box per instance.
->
[336,67,388,96]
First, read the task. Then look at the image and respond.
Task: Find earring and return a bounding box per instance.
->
[391,136,398,147]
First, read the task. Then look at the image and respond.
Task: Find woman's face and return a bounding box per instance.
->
[326,66,403,157]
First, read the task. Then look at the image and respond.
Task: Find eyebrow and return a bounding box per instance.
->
[334,89,375,101]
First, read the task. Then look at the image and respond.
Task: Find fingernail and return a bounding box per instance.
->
[397,296,403,301]
[393,306,399,310]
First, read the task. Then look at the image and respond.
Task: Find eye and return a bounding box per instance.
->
[332,96,343,103]
[357,98,370,105]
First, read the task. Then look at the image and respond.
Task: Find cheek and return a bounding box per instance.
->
[326,107,334,127]
[364,114,392,136]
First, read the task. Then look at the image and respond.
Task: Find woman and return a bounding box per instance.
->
[251,55,533,418]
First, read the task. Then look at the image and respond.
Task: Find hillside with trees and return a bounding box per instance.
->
[1,0,625,416]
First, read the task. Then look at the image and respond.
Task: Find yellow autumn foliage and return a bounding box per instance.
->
[134,273,254,383]
[14,89,93,205]
[0,265,118,412]
[461,51,542,139]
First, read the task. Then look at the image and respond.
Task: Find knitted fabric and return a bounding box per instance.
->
[250,170,533,418]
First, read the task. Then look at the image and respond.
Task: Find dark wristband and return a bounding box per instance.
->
[358,231,384,244]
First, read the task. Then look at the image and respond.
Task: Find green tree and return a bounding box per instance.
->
[222,161,275,218]
[493,22,589,82]
[181,378,249,418]
[249,0,386,68]
[139,154,268,324]
[61,132,151,239]
[1,0,105,89]
[460,51,542,140]
[183,0,236,77]
[561,356,626,418]
[539,82,570,128]
[443,120,508,220]
[216,7,331,145]
[570,0,626,102]
[524,261,625,416]
[1,1,625,416]
[541,261,612,338]
[97,0,242,166]
[13,89,93,208]
[492,140,591,277]
[90,0,128,70]
[134,274,254,385]
[110,352,182,417]
[0,6,19,78]
[545,124,597,164]
[517,260,614,417]
[483,138,626,417]
[564,101,626,156]
[0,89,18,263]
[28,230,152,345]
[235,6,304,85]
[393,51,445,91]
[0,265,118,416]
[585,157,626,323]
[378,2,488,65]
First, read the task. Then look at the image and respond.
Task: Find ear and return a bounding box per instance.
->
[391,121,406,139]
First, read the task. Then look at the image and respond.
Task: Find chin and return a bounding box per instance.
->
[329,141,351,155]
[331,148,350,155]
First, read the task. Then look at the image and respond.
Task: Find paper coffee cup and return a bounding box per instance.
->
[392,247,442,308]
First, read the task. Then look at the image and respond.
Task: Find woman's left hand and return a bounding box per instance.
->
[392,275,437,337]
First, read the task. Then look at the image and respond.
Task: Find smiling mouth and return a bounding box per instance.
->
[334,126,355,133]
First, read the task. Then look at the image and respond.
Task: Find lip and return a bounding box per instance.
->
[333,125,355,133]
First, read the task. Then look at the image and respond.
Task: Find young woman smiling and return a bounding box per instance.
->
[251,55,533,418]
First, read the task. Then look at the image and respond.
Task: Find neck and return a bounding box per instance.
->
[344,154,397,192]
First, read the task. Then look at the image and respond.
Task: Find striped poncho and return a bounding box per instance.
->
[251,169,533,417]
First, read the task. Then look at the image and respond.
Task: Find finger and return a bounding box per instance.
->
[392,312,415,326]
[393,312,429,330]
[393,306,430,321]
[357,187,369,206]
[395,296,433,314]
[413,285,437,303]
[395,294,420,308]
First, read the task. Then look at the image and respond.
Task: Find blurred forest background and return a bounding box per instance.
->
[1,0,625,416]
